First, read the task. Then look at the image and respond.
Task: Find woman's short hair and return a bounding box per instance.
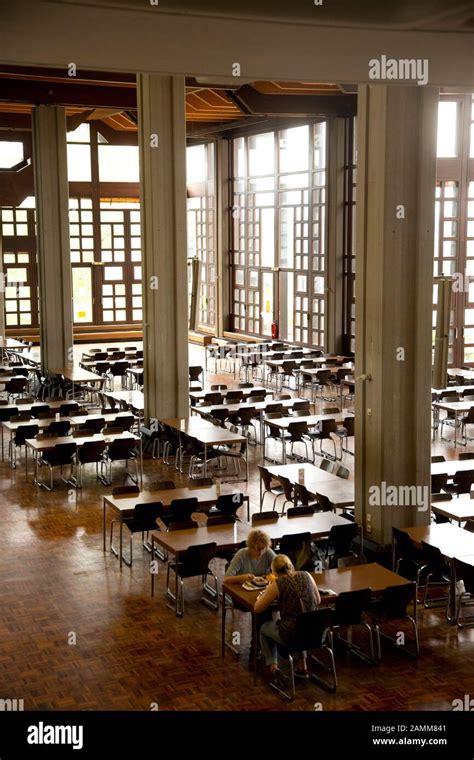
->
[272,554,295,575]
[246,529,271,550]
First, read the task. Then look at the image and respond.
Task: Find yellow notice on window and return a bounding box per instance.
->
[265,301,271,313]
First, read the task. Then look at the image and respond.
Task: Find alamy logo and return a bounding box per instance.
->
[368,482,429,512]
[368,55,429,86]
[0,698,24,711]
[452,695,474,710]
[27,722,83,750]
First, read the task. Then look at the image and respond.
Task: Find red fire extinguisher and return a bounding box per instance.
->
[271,322,279,339]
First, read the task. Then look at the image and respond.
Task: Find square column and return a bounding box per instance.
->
[355,85,438,543]
[32,105,73,370]
[137,75,188,422]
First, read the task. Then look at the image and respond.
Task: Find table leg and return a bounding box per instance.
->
[103,498,106,552]
[448,558,456,624]
[175,555,179,616]
[221,594,226,657]
[204,443,208,478]
[281,429,286,465]
[119,518,123,570]
[1,424,4,462]
[139,435,143,488]
[454,411,458,448]
[252,612,258,685]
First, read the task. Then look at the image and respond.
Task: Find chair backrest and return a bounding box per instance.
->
[265,403,283,414]
[320,418,338,437]
[392,527,416,560]
[216,492,244,517]
[152,480,176,491]
[189,366,203,382]
[72,429,94,438]
[292,400,310,411]
[30,405,50,418]
[274,393,291,401]
[11,414,32,423]
[328,523,359,555]
[277,475,293,501]
[337,556,368,568]
[288,421,308,442]
[48,420,71,436]
[48,442,77,465]
[334,587,372,626]
[459,452,474,460]
[341,416,355,436]
[278,532,313,570]
[252,511,279,524]
[431,473,448,493]
[315,492,334,512]
[431,493,453,503]
[181,542,217,576]
[238,382,253,389]
[250,388,266,398]
[211,384,228,391]
[225,390,244,403]
[287,505,315,518]
[60,403,79,416]
[202,392,223,406]
[77,440,106,462]
[336,465,350,479]
[292,608,335,652]
[107,437,136,459]
[453,469,474,492]
[319,459,338,473]
[431,455,446,463]
[207,515,236,527]
[112,485,140,496]
[14,423,39,444]
[376,583,416,619]
[322,406,339,415]
[131,502,163,530]
[421,540,446,572]
[169,497,199,521]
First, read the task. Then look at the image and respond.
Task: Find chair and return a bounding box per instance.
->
[334,416,355,458]
[166,542,218,616]
[270,609,337,700]
[278,532,314,571]
[366,583,419,660]
[48,420,71,437]
[79,417,105,434]
[464,519,474,533]
[30,405,50,418]
[286,421,310,462]
[459,452,474,460]
[209,408,229,427]
[59,402,80,417]
[234,406,257,444]
[311,418,338,461]
[161,497,198,529]
[238,382,254,389]
[106,361,129,391]
[420,541,451,611]
[461,408,474,443]
[443,470,474,496]
[392,527,427,593]
[258,465,285,511]
[102,437,138,485]
[453,558,474,627]
[332,588,375,664]
[276,475,295,516]
[292,400,311,413]
[9,422,39,468]
[224,389,244,404]
[111,502,163,566]
[431,473,448,494]
[319,458,337,474]
[37,442,77,491]
[279,360,297,391]
[189,366,203,384]
[318,522,359,568]
[251,511,279,524]
[213,492,244,519]
[72,440,106,487]
[315,492,335,513]
[5,377,28,401]
[431,455,446,463]
[337,556,368,568]
[335,465,350,479]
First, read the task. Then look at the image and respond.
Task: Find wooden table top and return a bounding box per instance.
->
[67,412,136,427]
[0,338,25,348]
[0,374,30,385]
[223,563,410,611]
[433,400,474,413]
[50,367,103,383]
[193,397,308,416]
[298,365,354,376]
[266,463,354,507]
[161,417,246,445]
[432,495,474,523]
[25,430,139,452]
[432,385,474,396]
[255,512,351,541]
[151,521,251,555]
[3,418,55,432]
[189,387,268,402]
[104,483,245,514]
[104,391,144,410]
[263,412,348,429]
[265,359,352,370]
[404,523,474,558]
[431,459,474,476]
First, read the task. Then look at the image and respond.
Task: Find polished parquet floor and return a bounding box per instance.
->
[1,344,474,712]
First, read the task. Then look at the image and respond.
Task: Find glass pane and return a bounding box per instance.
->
[186,144,207,184]
[279,125,309,173]
[67,144,91,181]
[437,102,458,158]
[104,266,123,281]
[67,124,90,143]
[7,268,27,283]
[279,271,294,342]
[98,145,139,182]
[261,207,275,268]
[72,267,93,323]
[279,207,294,268]
[248,132,274,176]
[233,137,245,178]
[0,141,23,168]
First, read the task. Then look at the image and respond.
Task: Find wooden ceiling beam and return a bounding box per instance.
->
[232,85,357,117]
[0,79,137,109]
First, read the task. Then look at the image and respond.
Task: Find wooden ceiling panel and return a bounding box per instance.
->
[186,89,243,122]
[252,81,343,95]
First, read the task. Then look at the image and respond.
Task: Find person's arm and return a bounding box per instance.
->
[254,581,278,613]
[223,550,256,585]
[308,573,321,606]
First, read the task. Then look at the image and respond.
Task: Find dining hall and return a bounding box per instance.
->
[0,0,474,721]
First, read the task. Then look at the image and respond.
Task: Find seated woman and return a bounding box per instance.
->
[224,528,276,585]
[255,554,320,678]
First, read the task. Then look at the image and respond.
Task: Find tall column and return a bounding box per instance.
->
[137,75,188,423]
[326,117,345,354]
[355,85,438,544]
[32,105,73,371]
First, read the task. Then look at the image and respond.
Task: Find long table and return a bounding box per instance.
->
[263,412,350,464]
[266,463,355,509]
[222,562,412,679]
[431,494,474,525]
[162,417,248,480]
[103,483,250,569]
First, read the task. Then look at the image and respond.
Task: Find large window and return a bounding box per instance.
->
[433,95,474,366]
[230,122,327,347]
[342,117,357,355]
[186,143,216,331]
[0,205,38,328]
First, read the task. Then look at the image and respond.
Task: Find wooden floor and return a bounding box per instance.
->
[1,349,474,711]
